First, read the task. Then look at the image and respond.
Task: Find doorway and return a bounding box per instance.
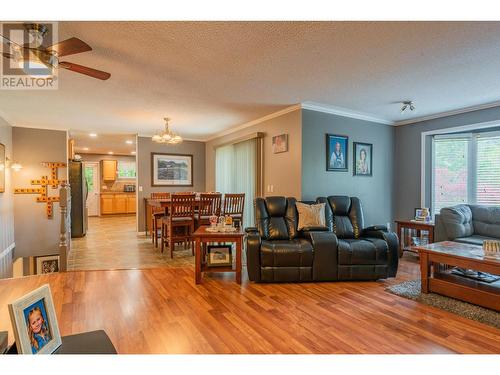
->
[84,162,100,216]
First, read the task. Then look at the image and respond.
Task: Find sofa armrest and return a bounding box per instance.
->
[245,231,262,282]
[362,229,399,277]
[434,214,448,242]
[309,231,339,281]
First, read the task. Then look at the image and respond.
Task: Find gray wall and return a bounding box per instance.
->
[394,106,500,220]
[301,109,395,227]
[206,109,302,198]
[136,136,205,231]
[12,127,68,259]
[0,117,15,278]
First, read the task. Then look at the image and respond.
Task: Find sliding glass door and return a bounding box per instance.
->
[216,138,257,227]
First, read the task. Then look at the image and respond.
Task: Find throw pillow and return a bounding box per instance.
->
[296,202,326,230]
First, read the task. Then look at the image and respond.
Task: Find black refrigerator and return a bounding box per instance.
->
[69,161,88,237]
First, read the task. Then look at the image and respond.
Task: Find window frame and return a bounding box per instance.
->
[117,160,137,180]
[431,130,500,214]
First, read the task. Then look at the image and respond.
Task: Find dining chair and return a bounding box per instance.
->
[150,192,171,247]
[222,193,245,227]
[195,193,222,229]
[161,193,196,258]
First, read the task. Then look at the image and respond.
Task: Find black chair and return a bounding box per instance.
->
[245,196,398,283]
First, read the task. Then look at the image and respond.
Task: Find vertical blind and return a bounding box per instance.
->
[215,138,256,228]
[432,132,500,214]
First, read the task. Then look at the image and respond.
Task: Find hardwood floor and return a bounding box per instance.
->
[1,254,499,354]
[68,215,193,271]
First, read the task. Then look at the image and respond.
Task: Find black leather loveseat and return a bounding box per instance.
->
[246,196,399,282]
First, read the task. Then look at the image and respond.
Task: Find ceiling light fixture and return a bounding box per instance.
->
[108,151,114,155]
[83,147,89,151]
[126,140,133,144]
[400,100,416,113]
[89,133,97,137]
[131,151,136,155]
[152,117,183,145]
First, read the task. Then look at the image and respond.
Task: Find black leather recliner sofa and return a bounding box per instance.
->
[246,196,399,282]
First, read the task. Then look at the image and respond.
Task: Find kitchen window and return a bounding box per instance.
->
[117,160,136,179]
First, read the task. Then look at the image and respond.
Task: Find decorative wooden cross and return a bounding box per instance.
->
[14,162,67,218]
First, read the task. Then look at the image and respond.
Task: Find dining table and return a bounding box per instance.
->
[144,197,202,235]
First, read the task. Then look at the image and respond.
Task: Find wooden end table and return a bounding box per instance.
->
[395,220,434,257]
[193,226,245,285]
[414,241,500,311]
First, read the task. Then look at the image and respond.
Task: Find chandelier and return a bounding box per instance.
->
[152,117,183,144]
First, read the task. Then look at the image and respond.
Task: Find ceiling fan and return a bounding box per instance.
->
[1,23,111,80]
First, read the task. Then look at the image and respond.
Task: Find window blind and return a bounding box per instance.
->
[477,135,500,206]
[433,137,469,214]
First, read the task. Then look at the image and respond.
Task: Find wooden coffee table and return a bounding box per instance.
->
[192,226,245,285]
[415,241,500,311]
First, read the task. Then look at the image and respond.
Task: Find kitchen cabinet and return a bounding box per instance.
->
[100,195,114,215]
[126,195,136,213]
[101,160,118,181]
[100,193,136,215]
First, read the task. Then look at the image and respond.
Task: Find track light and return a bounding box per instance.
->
[401,100,415,113]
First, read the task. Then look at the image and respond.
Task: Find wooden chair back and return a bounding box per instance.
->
[150,192,171,214]
[198,193,222,217]
[223,193,245,216]
[170,193,196,218]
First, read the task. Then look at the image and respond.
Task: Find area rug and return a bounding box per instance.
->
[386,279,500,329]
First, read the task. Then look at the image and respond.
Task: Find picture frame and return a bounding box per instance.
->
[0,143,5,193]
[35,255,60,275]
[207,245,232,267]
[326,134,349,171]
[272,134,288,153]
[151,152,193,187]
[8,284,62,354]
[353,142,373,176]
[414,207,430,221]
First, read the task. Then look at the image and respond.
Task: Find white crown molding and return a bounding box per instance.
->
[301,101,394,125]
[204,104,302,142]
[394,100,500,126]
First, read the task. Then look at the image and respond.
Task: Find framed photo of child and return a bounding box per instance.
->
[326,134,349,171]
[8,284,61,354]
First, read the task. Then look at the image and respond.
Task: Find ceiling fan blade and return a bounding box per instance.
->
[59,61,110,80]
[47,37,92,57]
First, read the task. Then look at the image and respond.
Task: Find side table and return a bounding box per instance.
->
[395,220,435,257]
[193,226,245,284]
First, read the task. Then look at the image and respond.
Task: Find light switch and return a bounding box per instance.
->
[139,186,143,192]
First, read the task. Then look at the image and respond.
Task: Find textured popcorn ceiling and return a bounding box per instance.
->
[3,21,500,139]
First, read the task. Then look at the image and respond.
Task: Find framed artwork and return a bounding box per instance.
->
[272,134,288,153]
[35,255,60,275]
[353,142,373,176]
[0,143,5,193]
[326,134,348,171]
[8,284,62,354]
[151,153,193,187]
[207,245,232,267]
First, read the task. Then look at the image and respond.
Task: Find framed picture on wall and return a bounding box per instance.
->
[326,134,348,171]
[272,134,288,153]
[35,255,60,275]
[151,152,193,186]
[0,143,5,193]
[353,142,373,176]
